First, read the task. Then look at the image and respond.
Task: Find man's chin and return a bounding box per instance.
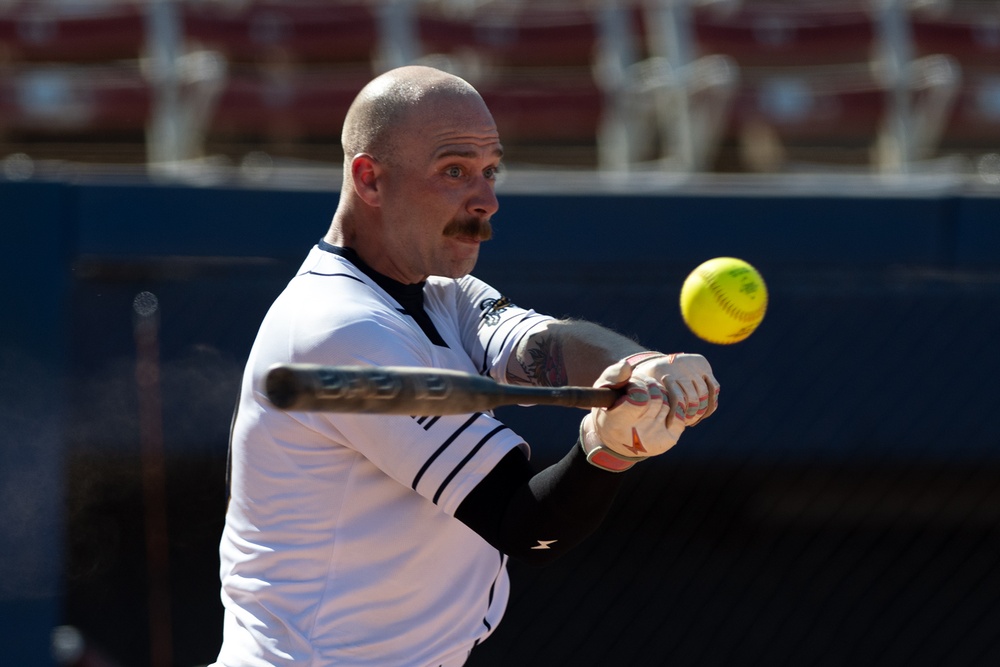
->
[434,248,480,279]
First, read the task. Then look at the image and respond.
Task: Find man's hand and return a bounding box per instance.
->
[579,361,686,472]
[625,352,720,427]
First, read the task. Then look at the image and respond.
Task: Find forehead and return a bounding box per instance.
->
[405,93,502,159]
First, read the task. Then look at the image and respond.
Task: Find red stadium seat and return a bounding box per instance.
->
[207,66,370,141]
[0,3,151,162]
[728,68,887,146]
[416,4,604,69]
[940,73,1000,146]
[0,63,150,135]
[907,3,1000,151]
[667,1,968,171]
[626,1,891,170]
[911,3,1000,73]
[0,1,146,63]
[477,74,604,143]
[181,0,378,65]
[411,2,644,162]
[691,1,877,68]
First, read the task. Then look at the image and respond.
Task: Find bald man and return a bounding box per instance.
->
[212,66,719,667]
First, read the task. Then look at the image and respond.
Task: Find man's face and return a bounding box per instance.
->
[375,95,503,283]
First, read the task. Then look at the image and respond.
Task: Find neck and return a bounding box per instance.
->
[323,218,351,248]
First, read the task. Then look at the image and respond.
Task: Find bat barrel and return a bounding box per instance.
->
[266,364,506,414]
[264,364,620,415]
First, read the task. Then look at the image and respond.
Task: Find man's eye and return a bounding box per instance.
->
[446,166,463,177]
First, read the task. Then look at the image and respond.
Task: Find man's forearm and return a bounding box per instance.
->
[506,319,647,387]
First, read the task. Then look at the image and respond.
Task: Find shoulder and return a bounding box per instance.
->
[292,248,371,293]
[259,257,426,365]
[426,274,502,308]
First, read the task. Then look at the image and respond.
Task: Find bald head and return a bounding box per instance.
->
[327,65,502,282]
[341,66,489,169]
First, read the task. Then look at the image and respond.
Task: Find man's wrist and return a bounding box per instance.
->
[579,417,642,473]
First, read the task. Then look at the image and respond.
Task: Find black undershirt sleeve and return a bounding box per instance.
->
[455,441,629,565]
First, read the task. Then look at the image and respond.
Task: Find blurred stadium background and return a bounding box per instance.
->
[2,0,1000,665]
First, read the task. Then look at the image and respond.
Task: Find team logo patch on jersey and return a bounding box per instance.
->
[479,296,513,326]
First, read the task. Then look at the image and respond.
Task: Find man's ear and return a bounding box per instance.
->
[350,154,381,206]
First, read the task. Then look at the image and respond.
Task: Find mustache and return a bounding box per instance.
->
[443,217,493,242]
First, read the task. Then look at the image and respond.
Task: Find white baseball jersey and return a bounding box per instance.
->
[214,243,554,667]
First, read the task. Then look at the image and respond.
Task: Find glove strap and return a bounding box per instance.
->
[586,446,639,473]
[579,420,642,473]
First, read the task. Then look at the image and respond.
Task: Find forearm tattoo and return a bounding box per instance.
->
[508,335,568,387]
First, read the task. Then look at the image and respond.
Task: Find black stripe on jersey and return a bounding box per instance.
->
[300,271,366,283]
[478,312,551,375]
[413,415,441,431]
[411,413,482,491]
[396,306,448,348]
[481,551,506,633]
[431,423,510,504]
[225,401,239,499]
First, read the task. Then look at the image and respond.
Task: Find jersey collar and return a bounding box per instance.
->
[317,239,426,299]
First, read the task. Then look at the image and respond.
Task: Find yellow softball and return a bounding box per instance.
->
[679,257,768,344]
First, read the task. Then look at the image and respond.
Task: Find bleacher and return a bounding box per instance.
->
[0,0,998,175]
[0,1,150,163]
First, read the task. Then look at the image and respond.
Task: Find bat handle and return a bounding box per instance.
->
[575,386,623,410]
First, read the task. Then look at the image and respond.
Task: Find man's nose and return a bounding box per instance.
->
[468,177,499,217]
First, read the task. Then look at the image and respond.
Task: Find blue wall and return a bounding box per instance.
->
[1,179,998,664]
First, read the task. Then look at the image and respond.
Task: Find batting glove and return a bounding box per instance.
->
[623,351,720,426]
[580,360,685,472]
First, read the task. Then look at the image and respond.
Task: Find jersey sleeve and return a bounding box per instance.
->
[447,274,555,383]
[312,406,529,517]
